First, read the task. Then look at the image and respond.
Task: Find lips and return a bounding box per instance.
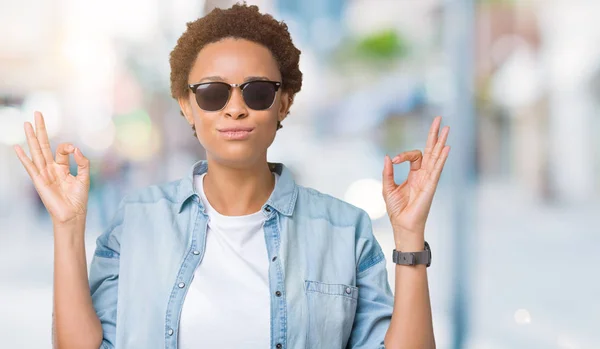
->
[217,127,254,140]
[218,127,255,132]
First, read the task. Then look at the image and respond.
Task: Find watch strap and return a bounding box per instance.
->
[392,241,431,267]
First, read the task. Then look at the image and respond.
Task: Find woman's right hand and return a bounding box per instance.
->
[14,111,91,226]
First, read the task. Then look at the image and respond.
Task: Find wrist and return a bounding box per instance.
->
[394,233,425,251]
[53,218,86,238]
[53,213,87,227]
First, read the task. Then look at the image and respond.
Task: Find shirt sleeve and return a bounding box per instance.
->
[88,199,126,349]
[346,210,394,349]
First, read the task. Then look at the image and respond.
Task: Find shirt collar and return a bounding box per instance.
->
[176,160,298,216]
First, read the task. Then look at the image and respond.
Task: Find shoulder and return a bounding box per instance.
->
[102,177,184,222]
[295,185,385,273]
[119,178,186,207]
[105,178,187,229]
[295,185,371,228]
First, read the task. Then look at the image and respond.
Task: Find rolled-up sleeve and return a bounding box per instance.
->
[89,199,126,349]
[347,210,394,349]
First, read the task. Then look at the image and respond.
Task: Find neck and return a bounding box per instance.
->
[202,158,275,216]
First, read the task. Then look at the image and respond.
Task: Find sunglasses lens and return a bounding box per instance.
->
[243,81,277,110]
[194,83,230,111]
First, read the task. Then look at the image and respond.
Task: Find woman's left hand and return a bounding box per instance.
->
[382,116,450,247]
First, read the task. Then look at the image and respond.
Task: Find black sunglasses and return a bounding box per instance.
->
[188,80,281,112]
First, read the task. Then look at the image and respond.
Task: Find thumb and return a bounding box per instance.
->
[73,147,90,182]
[382,155,396,194]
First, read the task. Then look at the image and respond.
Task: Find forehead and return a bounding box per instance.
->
[189,38,281,82]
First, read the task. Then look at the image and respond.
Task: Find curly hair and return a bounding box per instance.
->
[169,2,303,104]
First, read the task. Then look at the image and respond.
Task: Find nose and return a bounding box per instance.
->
[223,86,248,119]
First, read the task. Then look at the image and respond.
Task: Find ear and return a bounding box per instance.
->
[278,91,293,122]
[178,96,195,126]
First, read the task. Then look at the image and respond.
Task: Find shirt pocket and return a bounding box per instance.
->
[304,280,359,349]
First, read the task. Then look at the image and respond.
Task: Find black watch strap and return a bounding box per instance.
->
[392,241,431,267]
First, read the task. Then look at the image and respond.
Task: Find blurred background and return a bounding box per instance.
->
[1,0,599,348]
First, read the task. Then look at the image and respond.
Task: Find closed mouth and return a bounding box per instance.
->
[218,128,254,132]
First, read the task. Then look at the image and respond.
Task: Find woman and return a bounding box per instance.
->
[14,3,449,349]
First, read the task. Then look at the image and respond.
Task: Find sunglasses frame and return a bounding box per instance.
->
[188,80,282,111]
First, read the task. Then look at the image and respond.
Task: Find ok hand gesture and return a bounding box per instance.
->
[14,111,91,226]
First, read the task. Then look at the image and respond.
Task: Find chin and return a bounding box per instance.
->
[211,146,264,166]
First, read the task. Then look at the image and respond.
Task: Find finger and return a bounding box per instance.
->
[24,121,46,171]
[382,155,397,193]
[55,143,74,167]
[426,146,450,191]
[35,112,55,167]
[392,150,423,171]
[422,116,442,166]
[14,144,40,181]
[414,146,450,211]
[55,143,75,179]
[426,125,450,171]
[73,147,90,182]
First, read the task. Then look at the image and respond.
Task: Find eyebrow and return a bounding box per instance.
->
[195,75,272,83]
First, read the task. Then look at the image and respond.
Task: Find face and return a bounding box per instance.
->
[178,38,291,168]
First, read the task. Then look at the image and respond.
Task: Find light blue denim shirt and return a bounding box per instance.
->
[89,160,394,349]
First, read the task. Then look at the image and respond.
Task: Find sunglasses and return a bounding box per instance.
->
[188,80,281,112]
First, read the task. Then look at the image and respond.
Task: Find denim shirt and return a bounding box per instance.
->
[89,160,394,349]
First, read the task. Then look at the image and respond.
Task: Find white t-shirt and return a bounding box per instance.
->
[178,172,278,348]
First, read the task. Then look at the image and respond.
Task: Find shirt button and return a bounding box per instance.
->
[276,343,282,349]
[345,287,352,295]
[192,250,200,255]
[178,282,185,288]
[272,256,277,262]
[275,291,282,297]
[264,206,271,212]
[168,328,174,336]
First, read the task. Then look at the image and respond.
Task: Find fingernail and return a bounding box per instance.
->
[392,156,400,162]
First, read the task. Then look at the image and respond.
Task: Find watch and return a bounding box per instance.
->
[392,241,432,267]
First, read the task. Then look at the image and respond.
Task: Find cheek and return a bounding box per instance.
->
[191,105,215,127]
[255,115,279,145]
[255,115,279,140]
[255,109,280,125]
[191,112,215,144]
